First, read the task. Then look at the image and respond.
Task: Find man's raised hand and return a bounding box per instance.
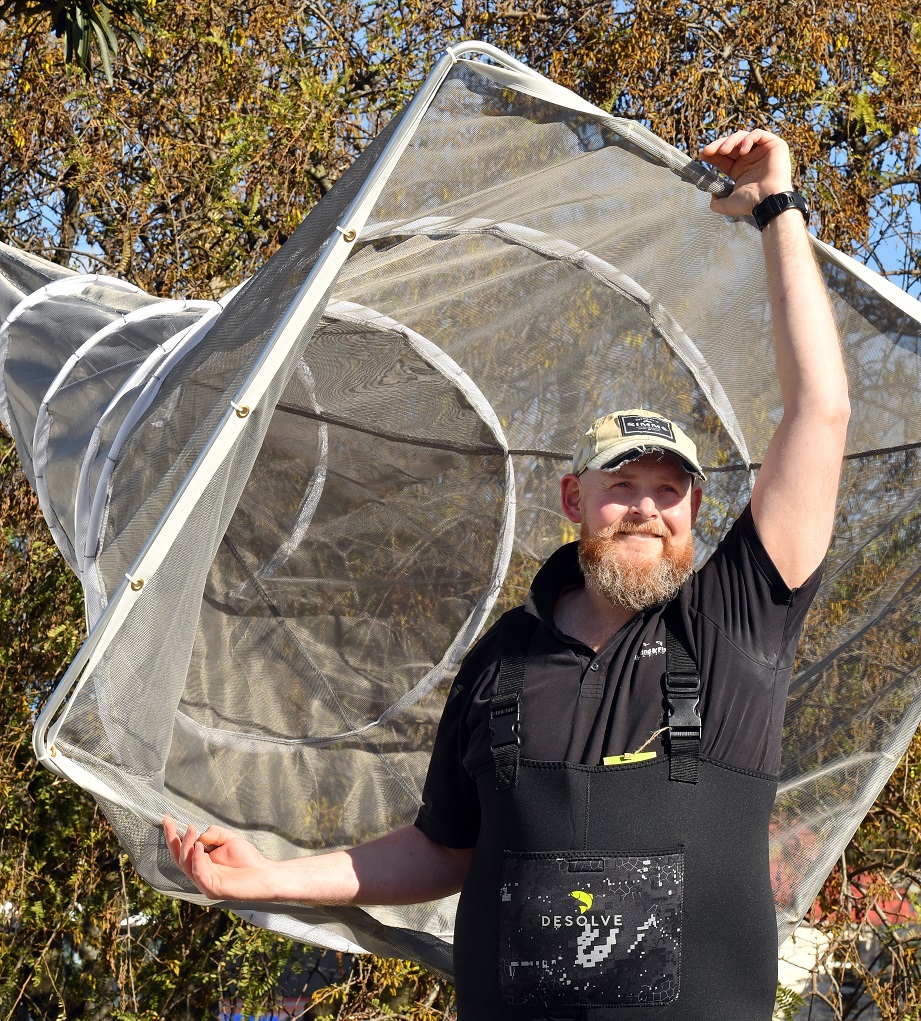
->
[700,129,794,219]
[699,130,849,590]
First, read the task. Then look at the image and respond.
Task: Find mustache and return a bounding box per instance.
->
[596,521,669,539]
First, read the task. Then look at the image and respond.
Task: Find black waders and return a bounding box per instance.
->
[452,609,779,1020]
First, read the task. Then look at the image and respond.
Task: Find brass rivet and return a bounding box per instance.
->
[130,578,144,592]
[50,744,57,757]
[342,229,356,243]
[235,404,250,419]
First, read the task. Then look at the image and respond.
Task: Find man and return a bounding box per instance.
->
[165,129,849,1020]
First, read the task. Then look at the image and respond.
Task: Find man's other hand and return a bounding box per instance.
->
[164,815,270,901]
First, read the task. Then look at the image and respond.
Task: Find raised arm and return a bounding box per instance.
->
[163,816,471,906]
[701,130,850,588]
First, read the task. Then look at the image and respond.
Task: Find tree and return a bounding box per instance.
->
[1,1,917,299]
[1,2,920,1018]
[0,0,445,297]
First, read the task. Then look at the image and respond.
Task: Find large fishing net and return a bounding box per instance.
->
[3,43,921,975]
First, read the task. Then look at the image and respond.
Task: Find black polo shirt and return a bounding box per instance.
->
[414,504,823,849]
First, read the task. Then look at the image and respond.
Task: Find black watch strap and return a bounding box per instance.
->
[752,190,809,231]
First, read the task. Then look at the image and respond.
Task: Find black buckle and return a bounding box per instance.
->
[665,670,701,732]
[489,694,521,748]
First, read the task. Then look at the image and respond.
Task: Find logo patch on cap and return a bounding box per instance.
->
[618,414,675,442]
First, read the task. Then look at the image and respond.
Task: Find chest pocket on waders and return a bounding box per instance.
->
[497,847,684,1007]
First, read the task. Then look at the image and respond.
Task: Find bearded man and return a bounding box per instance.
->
[166,128,850,1020]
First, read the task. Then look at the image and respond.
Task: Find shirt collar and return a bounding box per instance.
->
[525,541,584,630]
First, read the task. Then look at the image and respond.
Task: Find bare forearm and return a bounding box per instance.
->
[166,816,472,906]
[269,824,471,906]
[762,211,849,419]
[750,209,849,583]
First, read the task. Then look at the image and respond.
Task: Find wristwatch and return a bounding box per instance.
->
[751,191,809,231]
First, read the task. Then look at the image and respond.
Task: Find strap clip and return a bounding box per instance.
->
[489,694,521,748]
[665,670,701,732]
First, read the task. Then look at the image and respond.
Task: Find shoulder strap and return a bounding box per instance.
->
[663,604,702,784]
[489,604,700,788]
[489,607,537,791]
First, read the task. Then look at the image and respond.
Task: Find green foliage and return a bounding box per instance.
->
[0,0,148,82]
[774,981,806,1021]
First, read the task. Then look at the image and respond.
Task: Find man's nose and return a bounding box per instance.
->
[629,494,658,518]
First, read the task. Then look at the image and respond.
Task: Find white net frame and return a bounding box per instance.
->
[0,42,917,972]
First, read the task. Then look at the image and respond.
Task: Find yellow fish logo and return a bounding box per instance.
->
[570,890,593,914]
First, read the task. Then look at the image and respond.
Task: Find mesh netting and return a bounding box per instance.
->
[2,47,921,972]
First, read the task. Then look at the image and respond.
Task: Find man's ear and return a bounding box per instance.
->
[690,483,703,526]
[560,473,584,523]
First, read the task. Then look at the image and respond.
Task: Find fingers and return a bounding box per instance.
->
[700,128,794,217]
[197,824,233,850]
[160,816,210,899]
[162,817,268,901]
[701,129,752,160]
[180,820,199,867]
[163,815,184,865]
[699,129,788,184]
[163,815,202,879]
[700,128,776,161]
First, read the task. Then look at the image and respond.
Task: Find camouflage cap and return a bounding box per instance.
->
[572,410,706,480]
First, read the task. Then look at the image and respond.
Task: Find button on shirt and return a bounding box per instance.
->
[414,504,823,849]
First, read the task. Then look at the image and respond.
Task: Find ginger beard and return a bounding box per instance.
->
[578,519,695,613]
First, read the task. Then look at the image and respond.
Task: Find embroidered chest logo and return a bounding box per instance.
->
[636,640,666,661]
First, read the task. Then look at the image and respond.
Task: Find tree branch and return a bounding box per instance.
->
[305,160,334,195]
[873,172,921,191]
[488,8,556,23]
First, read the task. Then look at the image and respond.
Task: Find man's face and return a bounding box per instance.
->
[560,453,702,612]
